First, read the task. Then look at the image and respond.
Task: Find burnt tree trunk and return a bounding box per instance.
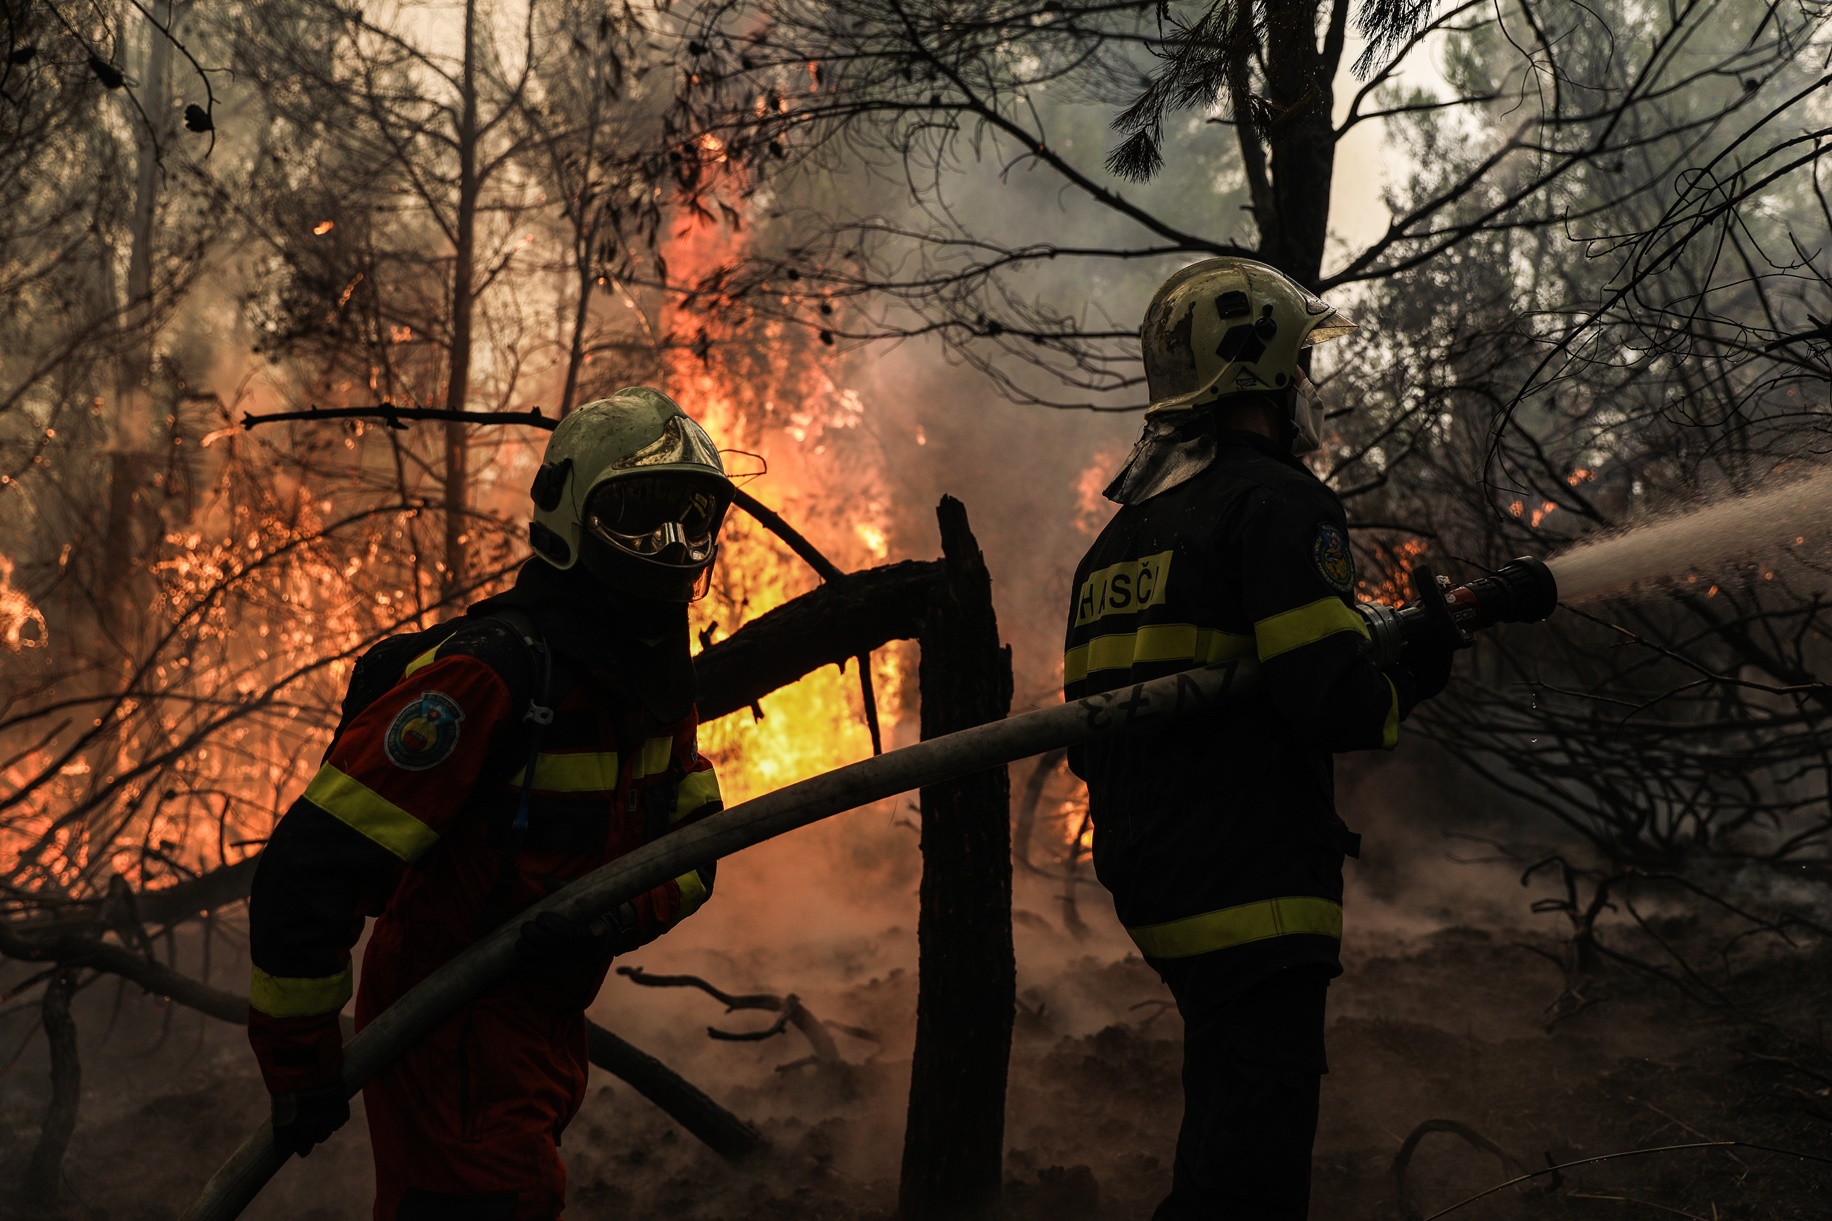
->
[25,968,80,1207]
[1226,0,1348,289]
[899,497,1015,1220]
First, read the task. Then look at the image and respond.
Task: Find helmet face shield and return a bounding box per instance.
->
[527,388,737,602]
[585,474,730,569]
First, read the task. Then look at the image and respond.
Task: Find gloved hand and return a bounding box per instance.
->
[516,908,628,976]
[271,1081,349,1159]
[1387,633,1458,717]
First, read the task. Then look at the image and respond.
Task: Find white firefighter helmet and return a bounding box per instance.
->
[528,388,734,602]
[1140,257,1358,452]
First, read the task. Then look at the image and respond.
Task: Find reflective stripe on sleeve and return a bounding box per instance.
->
[635,736,673,779]
[675,868,711,920]
[672,769,721,824]
[1253,597,1368,661]
[1126,896,1343,959]
[249,962,353,1018]
[509,751,619,793]
[1063,624,1254,685]
[302,764,439,861]
[402,644,442,680]
[1381,675,1400,750]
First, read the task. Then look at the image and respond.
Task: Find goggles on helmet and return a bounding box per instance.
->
[584,475,729,565]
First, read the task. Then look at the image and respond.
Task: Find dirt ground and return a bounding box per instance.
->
[3,782,1830,1220]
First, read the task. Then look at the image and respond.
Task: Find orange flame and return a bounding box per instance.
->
[660,184,903,805]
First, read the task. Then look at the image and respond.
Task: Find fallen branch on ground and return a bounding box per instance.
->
[617,965,876,1069]
[1419,1141,1832,1220]
[1392,1119,1537,1221]
[0,921,764,1160]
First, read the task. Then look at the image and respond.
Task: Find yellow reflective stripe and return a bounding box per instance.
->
[249,962,353,1018]
[303,764,439,861]
[1254,597,1368,661]
[675,868,710,920]
[1063,625,1254,685]
[635,736,673,779]
[509,751,619,793]
[402,644,441,680]
[1126,896,1343,959]
[672,769,721,824]
[1381,675,1400,750]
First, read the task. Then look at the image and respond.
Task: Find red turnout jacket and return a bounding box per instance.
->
[246,570,721,1099]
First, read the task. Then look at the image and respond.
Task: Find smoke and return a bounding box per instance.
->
[1547,466,1832,603]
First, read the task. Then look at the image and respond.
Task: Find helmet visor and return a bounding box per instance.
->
[585,475,729,564]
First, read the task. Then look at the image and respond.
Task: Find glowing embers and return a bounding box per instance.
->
[0,555,46,650]
[1357,537,1426,607]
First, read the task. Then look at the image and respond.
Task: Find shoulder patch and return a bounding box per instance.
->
[1312,523,1355,594]
[384,692,465,770]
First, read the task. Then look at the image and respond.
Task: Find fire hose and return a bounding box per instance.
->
[180,558,1556,1220]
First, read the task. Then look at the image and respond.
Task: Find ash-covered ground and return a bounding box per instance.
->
[2,752,1828,1220]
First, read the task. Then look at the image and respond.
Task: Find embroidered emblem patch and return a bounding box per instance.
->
[1313,523,1355,594]
[383,692,464,771]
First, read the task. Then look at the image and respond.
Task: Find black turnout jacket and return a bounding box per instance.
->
[1064,431,1400,985]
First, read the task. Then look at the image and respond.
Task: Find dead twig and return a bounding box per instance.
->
[1419,1141,1832,1220]
[1393,1119,1537,1221]
[1129,998,1174,1030]
[24,968,79,1207]
[616,965,877,1068]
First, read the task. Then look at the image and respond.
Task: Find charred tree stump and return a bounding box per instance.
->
[899,497,1015,1220]
[25,968,81,1208]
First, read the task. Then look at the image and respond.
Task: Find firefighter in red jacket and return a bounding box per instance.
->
[247,388,732,1219]
[1065,260,1457,1218]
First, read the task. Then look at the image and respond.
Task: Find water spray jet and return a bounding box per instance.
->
[1542,468,1832,604]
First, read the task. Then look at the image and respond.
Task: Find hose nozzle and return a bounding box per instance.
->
[1444,555,1559,631]
[1358,556,1559,667]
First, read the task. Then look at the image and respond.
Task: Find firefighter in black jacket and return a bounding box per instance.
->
[247,389,731,1219]
[1064,259,1456,1219]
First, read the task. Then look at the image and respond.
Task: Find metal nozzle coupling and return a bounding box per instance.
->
[1356,556,1559,667]
[1356,600,1409,668]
